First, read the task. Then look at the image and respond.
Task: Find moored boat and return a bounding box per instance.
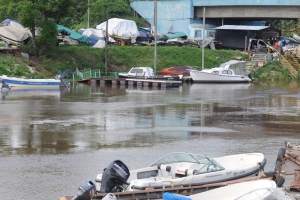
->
[94,152,266,193]
[60,152,268,200]
[0,75,61,88]
[163,179,295,200]
[118,67,182,81]
[190,60,253,83]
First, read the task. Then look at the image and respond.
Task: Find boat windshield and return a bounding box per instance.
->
[149,152,209,166]
[234,188,295,200]
[196,159,225,174]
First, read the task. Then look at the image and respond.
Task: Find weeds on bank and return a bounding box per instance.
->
[0,54,32,77]
[251,61,290,81]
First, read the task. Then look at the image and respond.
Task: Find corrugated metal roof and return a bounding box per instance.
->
[214,25,270,31]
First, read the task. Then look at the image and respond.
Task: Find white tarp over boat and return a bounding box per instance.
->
[80,28,116,48]
[96,18,139,40]
[82,28,106,48]
[0,21,31,42]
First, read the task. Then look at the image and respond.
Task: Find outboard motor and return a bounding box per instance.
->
[72,181,95,200]
[99,160,130,193]
[0,78,11,90]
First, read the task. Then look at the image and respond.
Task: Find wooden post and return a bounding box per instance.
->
[202,7,205,70]
[105,6,108,75]
[295,169,300,181]
[154,0,157,75]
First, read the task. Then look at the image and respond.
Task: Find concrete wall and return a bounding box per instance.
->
[131,0,194,35]
[192,0,300,6]
[194,6,300,19]
[130,0,300,37]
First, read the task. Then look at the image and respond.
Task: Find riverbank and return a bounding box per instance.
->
[0,45,291,81]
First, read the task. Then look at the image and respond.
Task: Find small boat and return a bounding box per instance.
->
[190,60,253,83]
[157,66,192,77]
[163,179,295,200]
[118,67,154,78]
[119,67,182,81]
[94,152,266,193]
[0,75,61,88]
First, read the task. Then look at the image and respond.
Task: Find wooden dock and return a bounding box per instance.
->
[281,143,300,199]
[77,78,182,88]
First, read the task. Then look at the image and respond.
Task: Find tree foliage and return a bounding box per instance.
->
[0,0,147,56]
[0,0,83,56]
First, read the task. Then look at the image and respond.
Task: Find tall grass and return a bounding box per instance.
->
[38,45,248,74]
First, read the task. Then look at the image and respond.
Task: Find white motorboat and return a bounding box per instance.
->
[95,152,266,193]
[0,75,61,88]
[118,67,182,81]
[118,67,154,78]
[163,179,295,200]
[190,60,253,83]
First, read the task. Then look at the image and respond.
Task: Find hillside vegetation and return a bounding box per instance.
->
[28,46,249,75]
[1,45,292,81]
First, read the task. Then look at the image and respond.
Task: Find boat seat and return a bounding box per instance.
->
[158,164,171,172]
[157,164,173,178]
[130,177,173,190]
[175,168,197,178]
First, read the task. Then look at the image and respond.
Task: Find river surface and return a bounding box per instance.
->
[1,82,300,200]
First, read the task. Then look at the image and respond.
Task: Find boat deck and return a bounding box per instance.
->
[77,78,182,88]
[281,144,300,199]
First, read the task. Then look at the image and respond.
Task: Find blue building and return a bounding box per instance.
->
[130,0,300,37]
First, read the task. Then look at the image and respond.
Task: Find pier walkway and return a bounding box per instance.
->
[77,78,182,88]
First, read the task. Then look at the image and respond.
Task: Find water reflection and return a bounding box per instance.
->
[1,82,300,200]
[1,82,300,155]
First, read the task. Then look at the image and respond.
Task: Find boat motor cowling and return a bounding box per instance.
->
[72,181,95,200]
[99,160,130,193]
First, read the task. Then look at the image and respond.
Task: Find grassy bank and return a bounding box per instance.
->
[38,45,248,74]
[0,45,291,81]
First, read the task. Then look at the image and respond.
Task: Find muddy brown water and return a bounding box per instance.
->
[1,82,300,200]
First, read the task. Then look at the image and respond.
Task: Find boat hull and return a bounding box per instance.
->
[157,66,192,77]
[176,180,278,200]
[126,153,266,190]
[1,76,61,88]
[190,70,252,83]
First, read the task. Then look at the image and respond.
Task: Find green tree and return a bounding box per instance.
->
[88,0,131,27]
[0,0,82,56]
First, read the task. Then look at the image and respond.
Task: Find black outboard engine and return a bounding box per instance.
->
[72,181,95,200]
[99,160,130,193]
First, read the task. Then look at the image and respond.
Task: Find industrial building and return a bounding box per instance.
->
[130,0,300,49]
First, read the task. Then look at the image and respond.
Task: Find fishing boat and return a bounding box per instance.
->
[0,75,61,88]
[190,60,253,83]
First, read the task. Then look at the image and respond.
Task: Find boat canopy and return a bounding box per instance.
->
[149,152,210,166]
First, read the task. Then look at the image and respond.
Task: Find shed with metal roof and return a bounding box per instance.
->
[214,25,280,50]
